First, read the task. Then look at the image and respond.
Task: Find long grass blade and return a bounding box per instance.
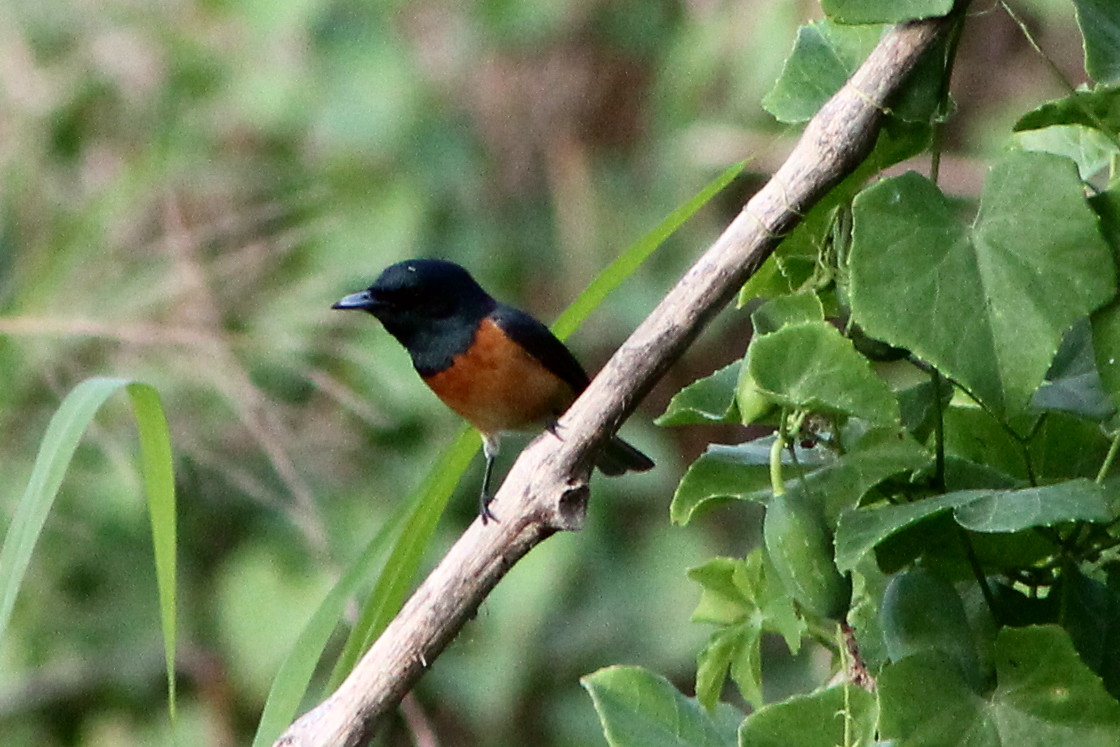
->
[126,382,179,719]
[0,377,178,719]
[551,160,746,339]
[250,498,409,746]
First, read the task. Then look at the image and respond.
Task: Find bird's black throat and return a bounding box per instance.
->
[373,304,489,378]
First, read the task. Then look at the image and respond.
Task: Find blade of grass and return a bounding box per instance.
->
[326,428,478,690]
[0,377,178,719]
[0,378,123,641]
[550,160,747,339]
[250,429,477,744]
[126,382,179,720]
[250,494,411,747]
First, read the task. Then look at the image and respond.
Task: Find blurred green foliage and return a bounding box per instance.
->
[0,0,1086,744]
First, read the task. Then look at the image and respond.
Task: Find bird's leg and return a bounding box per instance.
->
[479,454,498,524]
[545,420,564,441]
[479,434,501,524]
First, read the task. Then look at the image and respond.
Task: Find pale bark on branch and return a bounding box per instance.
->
[276,13,957,746]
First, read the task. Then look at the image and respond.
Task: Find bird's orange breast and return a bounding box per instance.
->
[421,317,576,435]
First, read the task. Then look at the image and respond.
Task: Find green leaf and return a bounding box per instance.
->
[880,567,982,689]
[947,407,1111,487]
[880,626,1120,745]
[822,0,954,25]
[850,323,911,362]
[1014,124,1116,181]
[732,297,829,428]
[834,491,986,571]
[1032,319,1116,421]
[747,321,900,424]
[836,481,1113,572]
[670,437,830,525]
[754,551,808,654]
[657,362,741,426]
[688,552,805,709]
[896,371,954,440]
[0,377,178,719]
[1093,189,1120,253]
[993,626,1120,738]
[845,557,893,672]
[941,455,1022,493]
[951,479,1112,532]
[1073,0,1120,84]
[696,625,763,711]
[763,17,950,125]
[942,405,1030,483]
[735,356,776,427]
[1094,305,1120,417]
[125,382,179,720]
[672,429,925,528]
[850,152,1116,419]
[737,684,877,747]
[882,513,1057,576]
[671,443,776,525]
[1095,301,1120,418]
[749,293,825,335]
[690,552,804,639]
[739,119,932,308]
[1029,413,1113,482]
[1057,568,1120,701]
[1014,84,1120,133]
[582,666,742,747]
[878,649,1000,745]
[690,557,755,627]
[1092,191,1120,412]
[738,254,806,303]
[763,21,882,124]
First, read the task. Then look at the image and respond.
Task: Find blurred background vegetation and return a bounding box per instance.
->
[0,0,1088,744]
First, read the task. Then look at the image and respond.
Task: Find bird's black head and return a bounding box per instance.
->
[332,259,496,365]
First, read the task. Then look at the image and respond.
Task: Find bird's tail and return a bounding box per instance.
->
[595,435,655,476]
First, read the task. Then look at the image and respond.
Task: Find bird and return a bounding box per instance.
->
[332,258,654,523]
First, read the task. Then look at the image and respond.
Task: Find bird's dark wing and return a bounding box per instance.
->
[490,304,590,395]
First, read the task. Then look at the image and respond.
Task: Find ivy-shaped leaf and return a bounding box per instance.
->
[739,684,878,747]
[656,362,741,426]
[582,666,741,747]
[850,151,1116,419]
[748,321,900,425]
[822,0,954,25]
[879,626,1120,745]
[1073,0,1120,84]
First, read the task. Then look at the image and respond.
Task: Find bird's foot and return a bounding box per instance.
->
[479,492,499,525]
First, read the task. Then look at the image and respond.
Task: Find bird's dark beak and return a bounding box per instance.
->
[332,290,378,311]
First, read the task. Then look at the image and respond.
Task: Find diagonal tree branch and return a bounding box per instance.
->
[276,12,959,746]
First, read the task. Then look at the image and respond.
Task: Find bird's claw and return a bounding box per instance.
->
[479,492,499,525]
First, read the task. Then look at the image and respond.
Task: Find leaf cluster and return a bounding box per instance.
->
[588,2,1120,745]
